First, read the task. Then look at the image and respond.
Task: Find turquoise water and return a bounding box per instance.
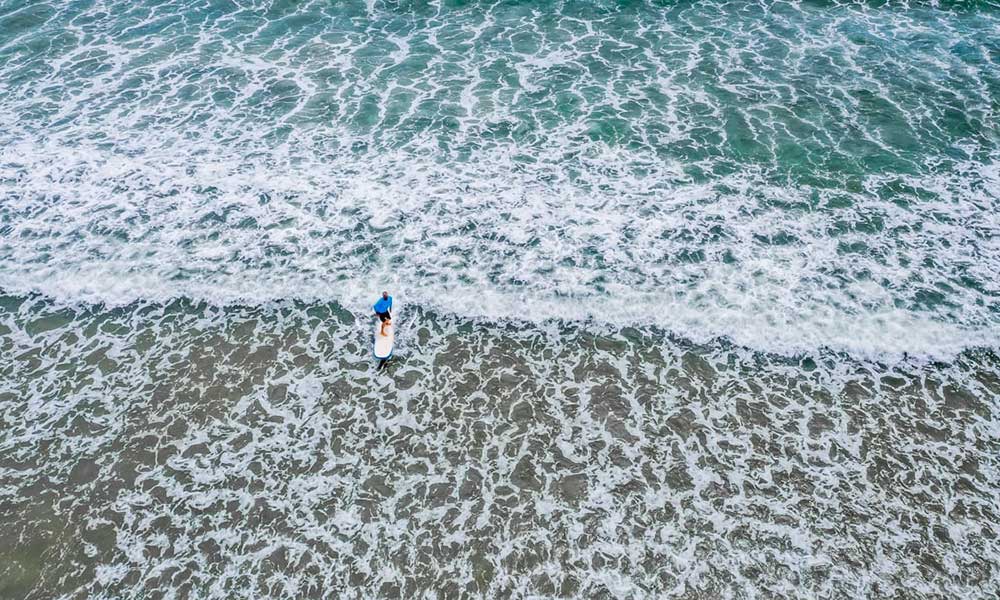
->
[1,1,999,598]
[2,0,998,356]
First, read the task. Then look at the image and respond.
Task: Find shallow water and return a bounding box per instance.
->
[1,0,1000,598]
[2,297,999,597]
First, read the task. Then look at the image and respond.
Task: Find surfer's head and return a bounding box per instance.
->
[382,291,389,299]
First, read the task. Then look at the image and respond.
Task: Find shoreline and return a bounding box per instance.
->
[2,287,998,597]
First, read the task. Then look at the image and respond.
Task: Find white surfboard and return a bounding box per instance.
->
[373,316,394,360]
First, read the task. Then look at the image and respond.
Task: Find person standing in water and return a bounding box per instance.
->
[373,291,392,336]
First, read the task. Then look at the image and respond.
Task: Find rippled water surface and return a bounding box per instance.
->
[1,0,999,598]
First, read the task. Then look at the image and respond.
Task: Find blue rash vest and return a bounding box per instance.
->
[373,296,392,313]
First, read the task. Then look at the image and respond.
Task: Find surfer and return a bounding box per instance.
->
[373,291,394,370]
[373,291,392,322]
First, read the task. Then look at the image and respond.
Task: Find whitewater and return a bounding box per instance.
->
[1,0,999,598]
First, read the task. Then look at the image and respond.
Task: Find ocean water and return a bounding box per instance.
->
[1,0,999,598]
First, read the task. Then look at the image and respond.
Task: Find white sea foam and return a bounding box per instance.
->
[2,5,1000,594]
[2,0,998,361]
[1,137,997,360]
